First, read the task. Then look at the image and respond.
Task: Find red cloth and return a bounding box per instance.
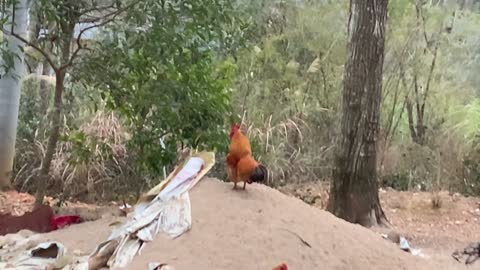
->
[50,215,82,230]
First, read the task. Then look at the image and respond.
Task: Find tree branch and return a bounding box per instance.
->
[405,96,417,142]
[413,74,421,120]
[60,1,137,70]
[78,3,116,21]
[25,59,33,73]
[0,0,59,71]
[10,0,15,34]
[2,29,58,72]
[421,44,438,116]
[415,1,430,51]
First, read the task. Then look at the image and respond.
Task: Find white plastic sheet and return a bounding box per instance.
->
[1,241,67,270]
[101,156,206,269]
[1,153,213,270]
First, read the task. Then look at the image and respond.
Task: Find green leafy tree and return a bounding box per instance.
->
[1,0,138,206]
[77,0,247,185]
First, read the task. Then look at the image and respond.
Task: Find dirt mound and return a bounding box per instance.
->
[41,178,470,270]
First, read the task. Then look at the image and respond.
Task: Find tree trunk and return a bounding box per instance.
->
[39,60,52,116]
[25,0,41,74]
[34,27,73,207]
[0,0,28,190]
[34,70,65,206]
[327,0,388,227]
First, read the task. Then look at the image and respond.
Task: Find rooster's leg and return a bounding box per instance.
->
[232,182,237,190]
[227,165,235,182]
[242,181,246,190]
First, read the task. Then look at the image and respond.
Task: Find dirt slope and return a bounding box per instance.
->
[41,178,472,270]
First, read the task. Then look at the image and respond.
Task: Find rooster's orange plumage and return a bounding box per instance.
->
[226,123,267,189]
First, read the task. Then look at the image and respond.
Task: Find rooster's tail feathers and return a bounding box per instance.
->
[250,163,268,183]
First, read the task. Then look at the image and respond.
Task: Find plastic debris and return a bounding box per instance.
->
[68,151,215,270]
[381,233,425,258]
[399,236,410,251]
[0,241,69,270]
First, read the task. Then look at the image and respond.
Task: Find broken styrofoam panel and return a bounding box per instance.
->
[133,157,203,220]
[116,158,198,238]
[68,239,119,270]
[67,152,215,270]
[108,236,143,269]
[155,157,204,201]
[107,203,163,242]
[1,153,215,270]
[0,233,44,259]
[156,192,191,238]
[136,196,191,241]
[139,151,215,202]
[105,157,204,268]
[137,221,156,242]
[184,152,215,190]
[107,192,192,267]
[126,203,165,235]
[2,241,71,270]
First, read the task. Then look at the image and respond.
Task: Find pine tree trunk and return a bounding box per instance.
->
[327,0,389,227]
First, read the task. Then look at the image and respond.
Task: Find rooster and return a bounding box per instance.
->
[226,123,268,190]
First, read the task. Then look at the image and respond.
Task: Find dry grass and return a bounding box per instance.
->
[15,111,133,202]
[60,111,129,200]
[241,114,334,187]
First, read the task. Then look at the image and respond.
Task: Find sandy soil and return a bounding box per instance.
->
[29,178,475,270]
[278,181,480,252]
[379,189,480,250]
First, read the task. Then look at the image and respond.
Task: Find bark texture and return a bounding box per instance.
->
[328,0,389,227]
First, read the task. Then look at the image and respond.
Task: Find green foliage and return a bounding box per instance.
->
[61,130,97,165]
[77,0,245,178]
[16,74,55,142]
[383,2,480,142]
[10,0,480,199]
[228,1,347,184]
[449,99,480,148]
